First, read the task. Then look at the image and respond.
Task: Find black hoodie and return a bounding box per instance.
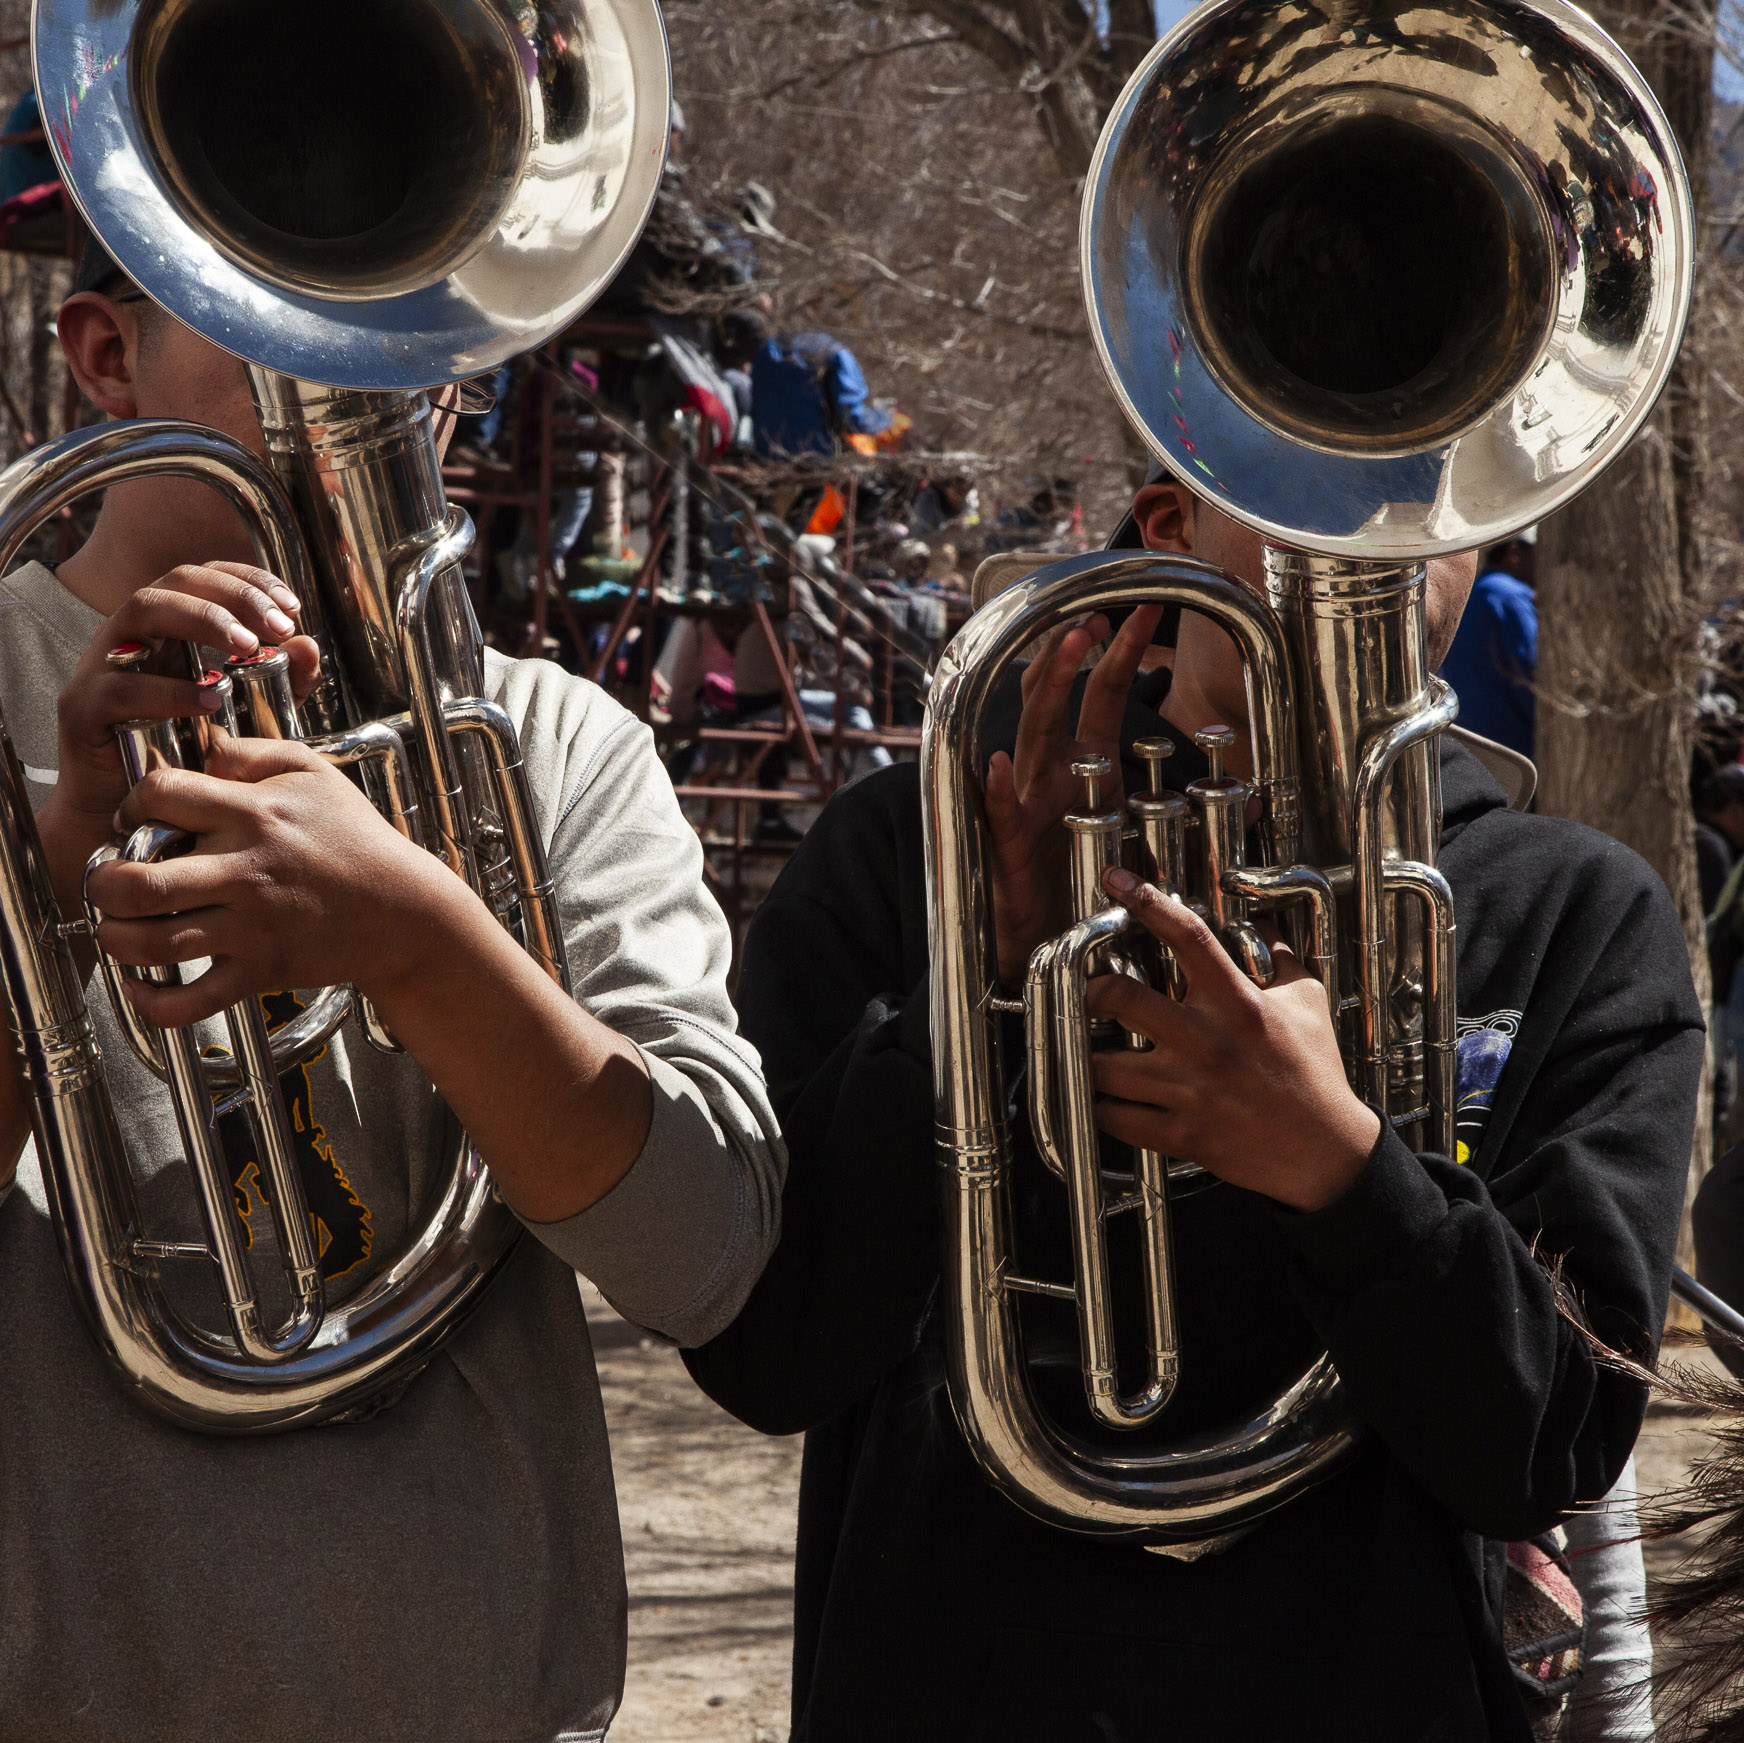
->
[685,671,1704,1743]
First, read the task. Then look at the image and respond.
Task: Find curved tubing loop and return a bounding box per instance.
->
[89,727,418,1087]
[1027,925,1205,1194]
[1351,678,1459,1138]
[393,510,481,887]
[444,701,570,989]
[1382,859,1458,1157]
[1222,864,1340,1020]
[924,551,1355,1541]
[394,507,572,991]
[0,418,315,606]
[1046,904,1179,1430]
[82,824,323,1364]
[0,420,356,1087]
[0,425,526,1429]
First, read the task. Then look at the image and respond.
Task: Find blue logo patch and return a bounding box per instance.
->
[1453,1012,1519,1165]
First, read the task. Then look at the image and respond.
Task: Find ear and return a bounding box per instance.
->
[57,293,142,419]
[1132,481,1195,555]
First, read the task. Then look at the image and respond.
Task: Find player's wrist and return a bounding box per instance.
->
[1276,1093,1383,1213]
[34,792,115,919]
[348,843,500,1008]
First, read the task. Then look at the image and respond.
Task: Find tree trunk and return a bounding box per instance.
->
[1534,0,1715,1270]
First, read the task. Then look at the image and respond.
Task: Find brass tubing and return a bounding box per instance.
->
[1047,905,1179,1430]
[1222,864,1340,1019]
[1351,680,1459,1111]
[445,700,571,990]
[1383,859,1458,1155]
[923,551,1354,1541]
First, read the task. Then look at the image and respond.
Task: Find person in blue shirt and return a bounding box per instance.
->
[1439,531,1538,757]
[1,91,57,206]
[751,328,893,457]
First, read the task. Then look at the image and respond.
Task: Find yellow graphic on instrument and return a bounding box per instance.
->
[205,991,373,1281]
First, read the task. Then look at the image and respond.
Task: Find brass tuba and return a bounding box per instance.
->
[922,0,1693,1543]
[0,0,670,1430]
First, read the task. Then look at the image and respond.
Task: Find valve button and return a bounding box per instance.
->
[1070,754,1112,811]
[1194,725,1236,783]
[1132,736,1175,798]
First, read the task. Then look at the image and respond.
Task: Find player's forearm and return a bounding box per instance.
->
[359,863,653,1224]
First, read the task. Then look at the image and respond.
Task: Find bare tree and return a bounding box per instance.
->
[0,7,76,477]
[844,0,1157,176]
[1535,0,1721,1257]
[666,0,1158,522]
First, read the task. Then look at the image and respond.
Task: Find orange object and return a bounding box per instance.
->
[806,484,847,535]
[846,411,912,458]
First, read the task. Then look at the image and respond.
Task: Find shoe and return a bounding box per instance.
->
[755,816,804,844]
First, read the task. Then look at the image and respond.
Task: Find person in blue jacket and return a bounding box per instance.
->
[1,91,57,205]
[1440,531,1539,757]
[751,327,893,456]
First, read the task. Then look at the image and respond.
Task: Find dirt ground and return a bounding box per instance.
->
[588,1282,1740,1742]
[586,1284,801,1743]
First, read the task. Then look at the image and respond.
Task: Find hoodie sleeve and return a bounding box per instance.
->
[485,655,786,1348]
[1279,825,1703,1540]
[683,768,941,1433]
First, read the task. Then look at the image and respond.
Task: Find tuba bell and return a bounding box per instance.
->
[923,0,1693,1543]
[0,0,669,1429]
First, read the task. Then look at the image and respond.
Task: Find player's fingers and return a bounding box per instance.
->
[1013,617,1104,782]
[60,671,227,745]
[95,908,234,970]
[86,846,239,920]
[1084,971,1200,1050]
[199,730,324,785]
[114,766,248,839]
[120,958,250,1029]
[200,560,303,625]
[105,565,295,661]
[1093,1096,1190,1158]
[281,635,323,704]
[1077,604,1163,746]
[1100,868,1249,1008]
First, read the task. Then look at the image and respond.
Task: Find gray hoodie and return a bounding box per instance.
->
[0,562,785,1742]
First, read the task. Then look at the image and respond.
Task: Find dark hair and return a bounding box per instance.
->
[1703,766,1744,812]
[717,309,771,367]
[71,229,131,298]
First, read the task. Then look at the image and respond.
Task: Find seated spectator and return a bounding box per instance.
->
[910,473,980,541]
[753,329,893,457]
[1699,765,1744,916]
[1439,530,1538,757]
[716,312,766,452]
[890,538,931,587]
[983,474,1081,554]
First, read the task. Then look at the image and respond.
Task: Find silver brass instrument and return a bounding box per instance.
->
[923,0,1692,1542]
[0,0,669,1430]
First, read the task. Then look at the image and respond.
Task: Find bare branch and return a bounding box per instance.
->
[759,29,962,99]
[838,244,1084,341]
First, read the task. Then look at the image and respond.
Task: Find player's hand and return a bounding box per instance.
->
[1083,867,1381,1212]
[41,563,317,900]
[983,603,1162,985]
[85,732,439,1027]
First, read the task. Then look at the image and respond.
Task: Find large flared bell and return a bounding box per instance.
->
[35,0,671,390]
[1083,0,1693,557]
